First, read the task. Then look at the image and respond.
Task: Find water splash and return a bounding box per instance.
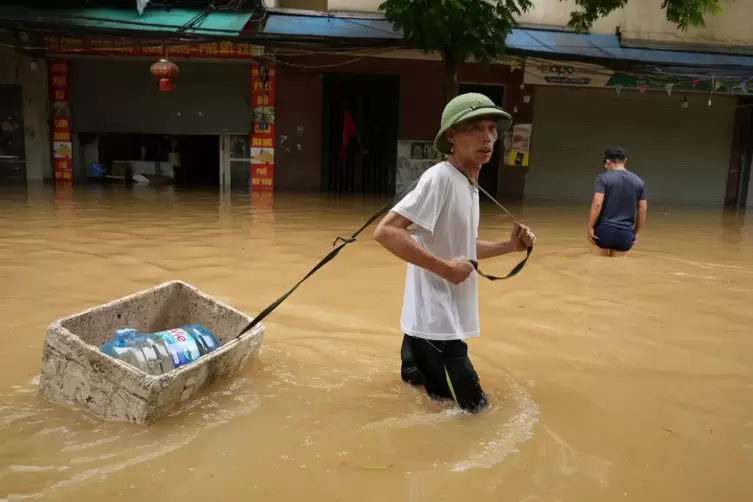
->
[451,378,540,472]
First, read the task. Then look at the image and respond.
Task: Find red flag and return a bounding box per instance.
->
[341,107,358,161]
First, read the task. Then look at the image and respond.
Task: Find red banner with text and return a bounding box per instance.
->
[49,60,73,182]
[43,36,262,59]
[250,63,275,192]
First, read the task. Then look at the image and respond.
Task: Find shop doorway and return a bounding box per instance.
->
[458,83,504,199]
[91,133,221,188]
[321,72,400,195]
[220,134,252,190]
[174,135,220,187]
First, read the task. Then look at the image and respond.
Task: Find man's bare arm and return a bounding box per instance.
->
[373,212,451,278]
[476,239,519,260]
[635,199,648,234]
[477,222,535,259]
[588,192,604,230]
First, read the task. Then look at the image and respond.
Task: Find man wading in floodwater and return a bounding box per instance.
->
[587,147,648,257]
[373,93,536,413]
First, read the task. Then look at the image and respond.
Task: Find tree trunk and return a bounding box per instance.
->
[443,55,459,102]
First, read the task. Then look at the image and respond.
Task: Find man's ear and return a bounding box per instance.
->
[446,128,455,144]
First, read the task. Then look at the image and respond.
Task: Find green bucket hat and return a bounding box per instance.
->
[433,92,513,156]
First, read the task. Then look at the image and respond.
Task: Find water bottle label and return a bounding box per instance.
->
[157,328,201,368]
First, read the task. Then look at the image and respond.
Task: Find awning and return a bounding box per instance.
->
[0,6,256,38]
[505,29,753,69]
[260,11,753,69]
[261,11,400,42]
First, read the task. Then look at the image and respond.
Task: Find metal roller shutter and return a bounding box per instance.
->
[69,59,251,135]
[526,86,736,205]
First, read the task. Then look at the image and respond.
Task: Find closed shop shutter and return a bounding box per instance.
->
[526,86,736,205]
[69,59,251,135]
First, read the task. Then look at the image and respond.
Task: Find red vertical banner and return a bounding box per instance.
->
[49,60,73,182]
[250,63,275,192]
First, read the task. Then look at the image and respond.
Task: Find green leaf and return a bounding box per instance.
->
[379,0,724,99]
[565,0,722,32]
[379,0,532,68]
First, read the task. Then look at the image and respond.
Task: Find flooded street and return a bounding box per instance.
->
[1,184,752,501]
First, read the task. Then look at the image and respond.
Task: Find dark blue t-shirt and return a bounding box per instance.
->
[594,169,647,230]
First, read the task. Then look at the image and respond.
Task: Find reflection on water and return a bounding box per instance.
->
[1,183,752,501]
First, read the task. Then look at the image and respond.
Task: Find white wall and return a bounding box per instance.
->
[618,0,753,51]
[514,0,619,34]
[0,48,52,182]
[326,0,377,12]
[319,0,753,51]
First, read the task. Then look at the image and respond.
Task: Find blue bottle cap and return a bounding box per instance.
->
[114,328,137,346]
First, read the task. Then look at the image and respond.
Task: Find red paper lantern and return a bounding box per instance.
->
[150,58,179,92]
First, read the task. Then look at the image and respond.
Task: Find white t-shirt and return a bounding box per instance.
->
[390,161,480,341]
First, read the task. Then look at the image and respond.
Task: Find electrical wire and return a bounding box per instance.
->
[2,7,752,85]
[3,35,749,90]
[7,13,753,79]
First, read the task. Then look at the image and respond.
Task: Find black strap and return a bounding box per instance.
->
[469,246,532,281]
[236,179,420,338]
[236,178,533,338]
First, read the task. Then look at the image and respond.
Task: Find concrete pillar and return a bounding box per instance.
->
[20,55,52,182]
[0,48,52,183]
[498,64,533,201]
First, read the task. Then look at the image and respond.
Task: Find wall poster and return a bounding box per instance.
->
[507,123,532,167]
[395,140,441,193]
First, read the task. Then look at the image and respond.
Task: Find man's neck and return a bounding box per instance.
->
[448,156,481,181]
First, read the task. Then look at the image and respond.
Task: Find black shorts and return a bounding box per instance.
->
[594,222,634,251]
[401,334,488,413]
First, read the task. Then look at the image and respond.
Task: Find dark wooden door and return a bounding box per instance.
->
[322,73,400,195]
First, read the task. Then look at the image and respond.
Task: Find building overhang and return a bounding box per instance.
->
[0,6,258,39]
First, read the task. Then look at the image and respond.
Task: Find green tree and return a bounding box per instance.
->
[378,0,533,101]
[568,0,722,32]
[379,0,722,101]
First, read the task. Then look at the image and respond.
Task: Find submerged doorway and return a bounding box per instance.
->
[321,73,400,195]
[174,135,220,188]
[93,133,220,188]
[458,83,504,199]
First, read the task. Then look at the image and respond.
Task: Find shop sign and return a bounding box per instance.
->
[250,63,275,191]
[525,57,750,95]
[43,36,263,59]
[49,60,73,182]
[524,58,613,87]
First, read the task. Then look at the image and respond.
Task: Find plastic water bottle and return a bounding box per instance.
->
[100,324,221,376]
[100,328,158,373]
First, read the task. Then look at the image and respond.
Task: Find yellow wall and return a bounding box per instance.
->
[274,0,753,51]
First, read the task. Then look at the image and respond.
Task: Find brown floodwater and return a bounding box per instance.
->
[0,183,752,502]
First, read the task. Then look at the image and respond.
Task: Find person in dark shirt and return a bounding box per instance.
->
[587,147,648,257]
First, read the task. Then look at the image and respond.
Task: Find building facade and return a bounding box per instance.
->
[2,0,753,207]
[48,44,262,189]
[274,52,531,199]
[264,0,753,207]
